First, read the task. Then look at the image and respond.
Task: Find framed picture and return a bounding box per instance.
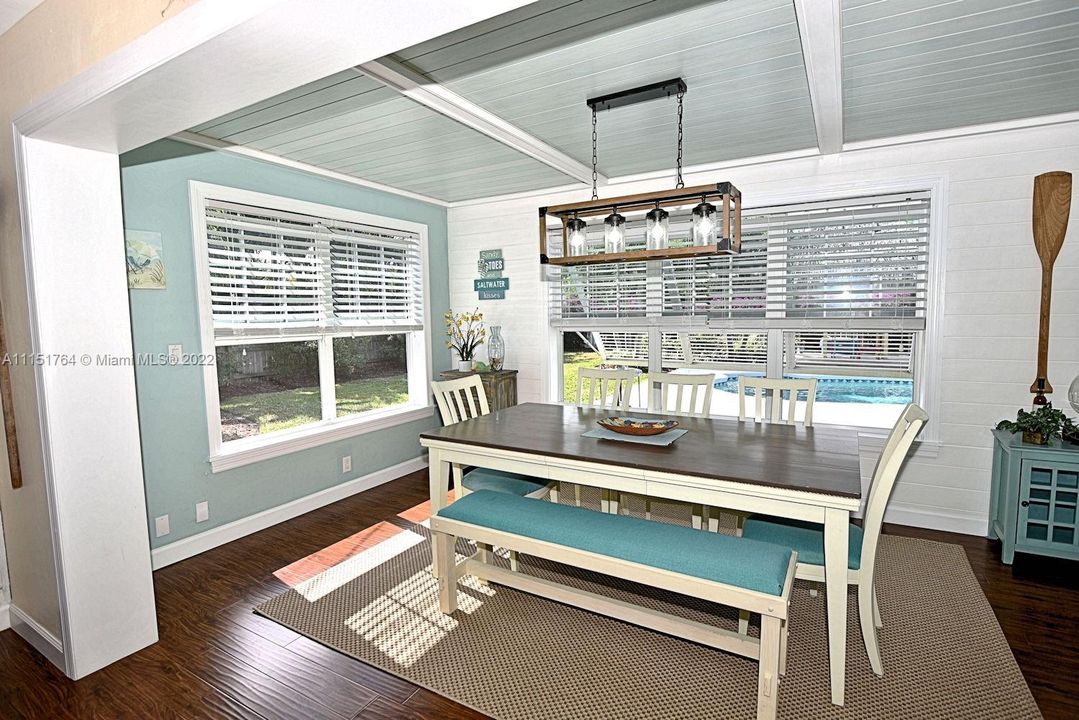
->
[126,230,166,289]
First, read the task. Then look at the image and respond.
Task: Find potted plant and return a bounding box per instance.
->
[445,309,486,372]
[996,404,1073,445]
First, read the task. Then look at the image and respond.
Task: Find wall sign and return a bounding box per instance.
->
[475,248,509,300]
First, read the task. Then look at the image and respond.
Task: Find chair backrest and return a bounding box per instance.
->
[647,372,715,417]
[738,377,817,427]
[577,368,637,411]
[859,403,928,575]
[431,375,489,426]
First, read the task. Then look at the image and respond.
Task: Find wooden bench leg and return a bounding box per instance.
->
[549,484,560,504]
[757,615,782,720]
[574,484,582,507]
[510,550,520,572]
[779,619,789,677]
[738,609,750,635]
[600,489,609,513]
[475,542,491,586]
[706,507,719,533]
[433,530,458,614]
[644,497,652,520]
[691,505,703,530]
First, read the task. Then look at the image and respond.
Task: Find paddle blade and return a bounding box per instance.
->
[1032,171,1071,267]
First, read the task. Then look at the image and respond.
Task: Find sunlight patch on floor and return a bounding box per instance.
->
[345,556,493,668]
[293,527,426,602]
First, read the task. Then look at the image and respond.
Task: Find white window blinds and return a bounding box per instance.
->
[204,198,423,338]
[549,192,931,331]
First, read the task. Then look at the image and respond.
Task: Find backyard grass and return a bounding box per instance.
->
[563,351,646,405]
[221,375,408,435]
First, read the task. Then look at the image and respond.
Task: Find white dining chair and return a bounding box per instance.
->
[708,377,819,533]
[431,376,557,572]
[576,367,639,509]
[738,376,818,427]
[612,371,716,523]
[739,402,928,676]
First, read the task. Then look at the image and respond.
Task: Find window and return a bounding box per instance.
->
[549,192,931,428]
[192,183,430,469]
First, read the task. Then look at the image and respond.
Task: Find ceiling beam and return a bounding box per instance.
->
[793,0,843,154]
[357,58,605,187]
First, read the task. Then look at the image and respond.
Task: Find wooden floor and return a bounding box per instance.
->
[1,469,1077,719]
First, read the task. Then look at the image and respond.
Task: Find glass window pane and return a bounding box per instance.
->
[333,334,409,418]
[561,331,646,408]
[217,341,321,441]
[661,331,768,417]
[782,331,915,429]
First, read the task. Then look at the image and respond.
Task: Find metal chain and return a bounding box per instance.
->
[675,90,685,189]
[591,106,599,200]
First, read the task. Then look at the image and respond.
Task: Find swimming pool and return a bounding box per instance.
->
[713,374,913,405]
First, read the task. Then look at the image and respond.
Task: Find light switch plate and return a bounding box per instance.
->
[155,515,170,537]
[196,501,209,523]
[342,455,352,473]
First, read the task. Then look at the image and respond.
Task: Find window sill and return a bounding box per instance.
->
[209,404,435,473]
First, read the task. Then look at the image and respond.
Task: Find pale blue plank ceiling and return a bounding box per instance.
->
[187,0,1079,202]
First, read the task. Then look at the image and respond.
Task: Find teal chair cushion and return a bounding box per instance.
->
[437,490,793,596]
[461,468,548,497]
[741,516,864,570]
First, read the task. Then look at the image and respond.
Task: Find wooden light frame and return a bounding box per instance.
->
[539,181,741,266]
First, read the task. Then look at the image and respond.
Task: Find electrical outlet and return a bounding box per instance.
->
[196,501,209,523]
[155,515,170,538]
[168,344,183,363]
[341,455,352,473]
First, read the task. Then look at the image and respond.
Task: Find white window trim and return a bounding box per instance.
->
[546,175,948,444]
[189,181,434,473]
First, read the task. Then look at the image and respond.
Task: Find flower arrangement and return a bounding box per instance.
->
[445,309,486,366]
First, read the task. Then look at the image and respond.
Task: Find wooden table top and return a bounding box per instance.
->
[420,402,863,498]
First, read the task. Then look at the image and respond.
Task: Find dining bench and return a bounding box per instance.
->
[430,490,797,720]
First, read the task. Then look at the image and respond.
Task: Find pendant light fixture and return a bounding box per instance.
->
[567,214,587,256]
[538,78,741,267]
[604,207,626,253]
[645,203,670,250]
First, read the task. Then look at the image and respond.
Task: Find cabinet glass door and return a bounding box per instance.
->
[1018,461,1079,550]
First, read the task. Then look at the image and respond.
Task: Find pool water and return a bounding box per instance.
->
[714,374,913,405]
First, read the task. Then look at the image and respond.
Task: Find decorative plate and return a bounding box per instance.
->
[597,416,679,436]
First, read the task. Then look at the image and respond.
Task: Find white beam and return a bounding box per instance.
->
[794,0,843,154]
[358,58,604,187]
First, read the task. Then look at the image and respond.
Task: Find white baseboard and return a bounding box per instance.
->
[884,503,989,537]
[9,604,65,670]
[152,456,428,570]
[0,602,9,631]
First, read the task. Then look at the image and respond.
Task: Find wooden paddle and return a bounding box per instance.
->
[1030,171,1072,405]
[0,300,21,488]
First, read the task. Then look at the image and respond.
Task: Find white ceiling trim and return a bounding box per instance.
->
[841,109,1079,153]
[171,131,450,207]
[357,58,606,188]
[793,0,843,154]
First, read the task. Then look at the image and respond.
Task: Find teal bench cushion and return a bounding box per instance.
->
[461,468,548,497]
[437,490,793,596]
[741,516,864,570]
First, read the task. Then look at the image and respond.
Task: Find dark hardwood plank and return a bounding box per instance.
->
[0,469,1076,720]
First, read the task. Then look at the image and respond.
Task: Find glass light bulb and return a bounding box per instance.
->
[645,206,669,251]
[604,211,626,254]
[1069,373,1079,414]
[567,217,587,257]
[691,200,717,247]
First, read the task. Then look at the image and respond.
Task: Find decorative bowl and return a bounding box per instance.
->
[597,416,679,436]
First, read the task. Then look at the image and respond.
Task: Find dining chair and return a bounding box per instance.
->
[430,376,557,502]
[707,377,820,533]
[613,371,716,523]
[431,376,558,572]
[575,367,639,508]
[738,376,818,427]
[739,402,928,676]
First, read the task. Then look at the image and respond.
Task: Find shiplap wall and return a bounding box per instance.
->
[447,122,1079,536]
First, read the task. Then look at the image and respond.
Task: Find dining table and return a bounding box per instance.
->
[419,402,863,706]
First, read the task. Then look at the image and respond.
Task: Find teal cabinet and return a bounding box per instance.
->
[990,429,1079,564]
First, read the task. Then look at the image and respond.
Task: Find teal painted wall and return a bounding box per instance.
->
[120,140,449,549]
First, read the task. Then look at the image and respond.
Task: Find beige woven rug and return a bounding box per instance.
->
[257,492,1041,720]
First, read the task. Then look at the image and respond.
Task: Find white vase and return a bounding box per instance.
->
[457,360,472,372]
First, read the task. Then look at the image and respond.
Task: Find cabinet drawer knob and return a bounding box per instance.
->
[1021,500,1030,507]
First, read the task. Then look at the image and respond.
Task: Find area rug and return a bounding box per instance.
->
[256,492,1041,720]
